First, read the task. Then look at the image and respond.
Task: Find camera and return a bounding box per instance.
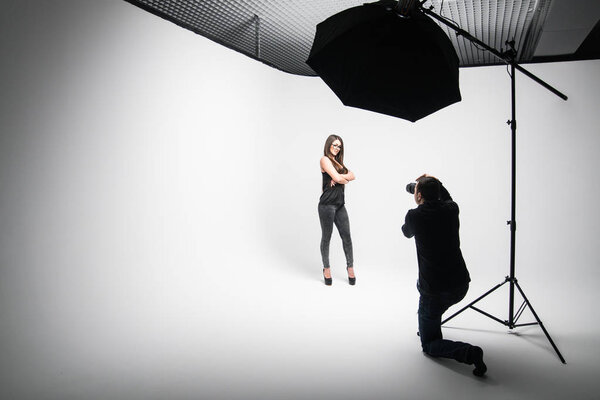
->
[406,182,416,194]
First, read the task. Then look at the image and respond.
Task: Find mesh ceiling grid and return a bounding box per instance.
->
[427,0,540,65]
[519,0,551,61]
[132,0,367,75]
[127,0,549,76]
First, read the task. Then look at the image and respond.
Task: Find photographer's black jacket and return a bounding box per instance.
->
[402,184,471,293]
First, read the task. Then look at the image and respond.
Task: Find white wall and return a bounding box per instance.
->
[1,1,599,399]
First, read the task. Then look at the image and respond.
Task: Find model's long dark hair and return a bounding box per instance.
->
[323,134,348,174]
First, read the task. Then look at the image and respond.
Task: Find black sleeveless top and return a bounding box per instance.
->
[319,171,345,206]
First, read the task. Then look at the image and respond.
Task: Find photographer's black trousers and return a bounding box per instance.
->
[418,283,476,363]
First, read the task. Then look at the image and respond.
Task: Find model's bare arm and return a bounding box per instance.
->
[342,170,355,181]
[321,157,349,184]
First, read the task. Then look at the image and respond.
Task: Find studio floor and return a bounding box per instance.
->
[2,250,597,400]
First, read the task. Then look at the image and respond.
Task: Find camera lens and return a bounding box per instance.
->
[406,182,416,194]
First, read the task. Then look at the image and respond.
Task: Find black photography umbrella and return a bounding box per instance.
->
[306,0,461,122]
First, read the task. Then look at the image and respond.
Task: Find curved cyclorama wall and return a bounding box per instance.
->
[1,1,599,399]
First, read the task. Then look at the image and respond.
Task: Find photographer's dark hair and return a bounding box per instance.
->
[416,177,441,201]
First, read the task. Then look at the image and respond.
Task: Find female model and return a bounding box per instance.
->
[319,134,356,285]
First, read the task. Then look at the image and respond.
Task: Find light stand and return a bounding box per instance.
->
[415,1,567,364]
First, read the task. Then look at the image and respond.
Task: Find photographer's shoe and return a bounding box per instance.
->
[468,346,487,377]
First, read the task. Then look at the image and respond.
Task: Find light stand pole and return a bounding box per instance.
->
[415,2,567,364]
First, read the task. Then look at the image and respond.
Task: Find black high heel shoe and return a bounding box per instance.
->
[323,268,332,286]
[347,267,356,285]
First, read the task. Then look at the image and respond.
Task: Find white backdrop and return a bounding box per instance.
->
[1,1,599,399]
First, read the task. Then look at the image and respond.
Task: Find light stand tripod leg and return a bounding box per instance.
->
[441,279,507,325]
[514,281,566,364]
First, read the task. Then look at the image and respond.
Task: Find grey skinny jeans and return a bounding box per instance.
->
[318,204,354,269]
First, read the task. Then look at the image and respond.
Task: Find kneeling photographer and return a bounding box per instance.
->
[402,174,487,377]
